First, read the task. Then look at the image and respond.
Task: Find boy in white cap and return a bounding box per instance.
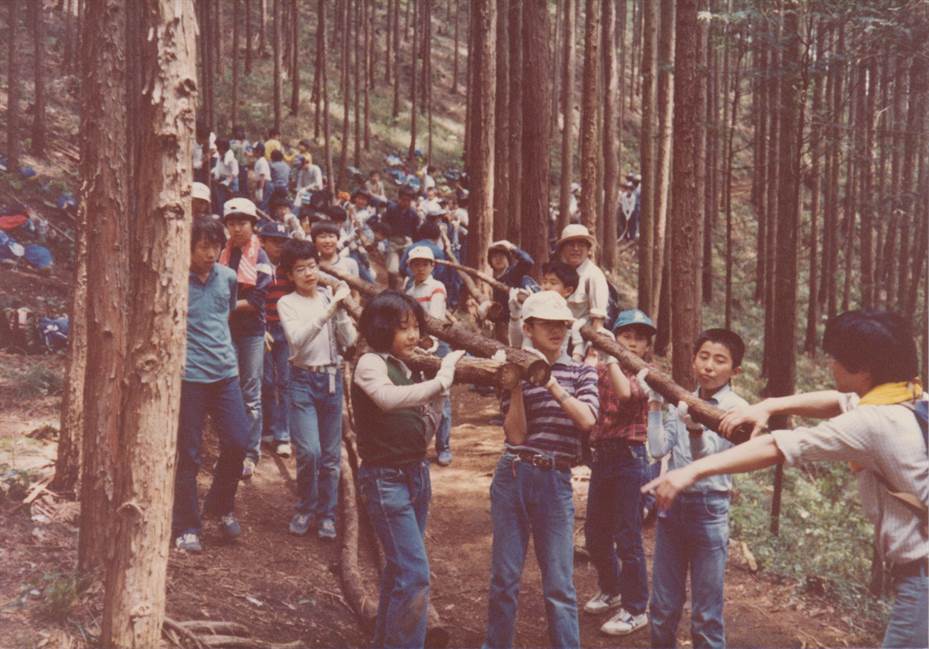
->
[405,245,454,466]
[192,181,214,219]
[483,290,600,649]
[555,224,611,359]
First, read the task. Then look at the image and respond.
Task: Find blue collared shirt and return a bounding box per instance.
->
[647,383,748,493]
[184,264,240,383]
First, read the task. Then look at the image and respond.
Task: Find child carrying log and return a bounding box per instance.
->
[352,291,465,649]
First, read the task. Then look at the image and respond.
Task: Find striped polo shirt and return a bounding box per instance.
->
[265,265,292,325]
[406,276,447,320]
[501,352,600,462]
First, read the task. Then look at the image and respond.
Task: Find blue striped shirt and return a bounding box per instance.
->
[501,353,600,462]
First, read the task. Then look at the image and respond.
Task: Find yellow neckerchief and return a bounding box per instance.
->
[850,380,923,472]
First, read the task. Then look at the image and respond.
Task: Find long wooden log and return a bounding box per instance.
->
[434,258,509,293]
[438,230,484,304]
[338,441,378,631]
[580,325,753,443]
[321,264,551,385]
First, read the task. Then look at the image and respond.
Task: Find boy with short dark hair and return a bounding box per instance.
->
[540,261,583,357]
[311,220,361,280]
[638,328,748,649]
[484,240,535,347]
[174,217,251,553]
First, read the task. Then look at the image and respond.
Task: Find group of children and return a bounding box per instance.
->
[178,166,926,649]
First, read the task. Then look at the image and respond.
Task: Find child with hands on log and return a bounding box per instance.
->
[277,240,358,541]
[352,291,466,649]
[637,328,749,649]
[580,309,656,637]
[483,291,599,649]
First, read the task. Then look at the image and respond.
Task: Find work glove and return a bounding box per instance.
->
[436,349,467,391]
[677,401,703,433]
[636,368,662,404]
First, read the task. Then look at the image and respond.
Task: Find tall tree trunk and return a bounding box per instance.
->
[762,23,781,378]
[637,0,656,313]
[245,0,252,73]
[651,0,674,321]
[77,0,130,575]
[272,0,282,131]
[407,0,418,160]
[290,0,299,115]
[550,0,561,135]
[558,0,575,232]
[353,0,361,164]
[858,59,875,308]
[841,58,857,313]
[897,59,927,308]
[804,22,825,354]
[364,0,372,148]
[752,19,767,301]
[601,0,618,274]
[321,0,333,186]
[520,0,551,268]
[451,0,460,92]
[723,29,744,329]
[579,0,601,234]
[100,1,196,644]
[337,0,351,189]
[232,0,240,130]
[7,0,21,172]
[669,0,701,387]
[258,0,267,55]
[467,0,496,275]
[392,0,401,116]
[30,0,47,157]
[424,0,433,161]
[700,5,715,303]
[313,0,324,138]
[824,27,844,318]
[505,0,522,246]
[492,0,509,241]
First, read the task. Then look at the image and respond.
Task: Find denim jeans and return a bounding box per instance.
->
[359,460,432,649]
[882,569,928,648]
[288,366,343,521]
[484,453,579,649]
[584,442,649,615]
[262,323,291,443]
[641,460,662,515]
[650,491,730,649]
[173,377,249,536]
[434,342,451,453]
[234,334,265,462]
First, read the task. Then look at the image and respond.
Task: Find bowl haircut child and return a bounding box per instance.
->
[822,309,918,384]
[359,291,427,354]
[692,328,745,369]
[541,260,580,297]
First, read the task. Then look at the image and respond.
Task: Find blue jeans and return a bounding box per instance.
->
[641,459,662,515]
[234,334,265,462]
[288,366,343,521]
[650,491,730,649]
[434,342,451,453]
[262,323,291,443]
[584,442,649,614]
[484,453,579,649]
[359,460,432,649]
[882,569,928,648]
[173,377,249,535]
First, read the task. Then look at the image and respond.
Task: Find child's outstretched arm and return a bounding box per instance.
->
[719,390,845,438]
[355,349,465,411]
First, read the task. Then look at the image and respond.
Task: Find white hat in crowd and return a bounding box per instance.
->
[192,182,211,202]
[521,290,574,325]
[223,197,258,222]
[555,223,597,250]
[407,246,435,262]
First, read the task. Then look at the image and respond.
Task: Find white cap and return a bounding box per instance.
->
[555,223,596,249]
[223,197,258,221]
[407,245,435,262]
[521,290,574,324]
[192,182,211,202]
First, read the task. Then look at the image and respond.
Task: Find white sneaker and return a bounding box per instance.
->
[583,591,622,614]
[275,442,292,458]
[600,608,648,636]
[241,458,256,480]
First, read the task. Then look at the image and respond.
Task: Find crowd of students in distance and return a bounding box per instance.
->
[178,126,927,649]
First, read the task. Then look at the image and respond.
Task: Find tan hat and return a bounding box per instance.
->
[223,197,258,222]
[521,290,574,324]
[192,182,211,202]
[555,223,596,250]
[407,245,435,262]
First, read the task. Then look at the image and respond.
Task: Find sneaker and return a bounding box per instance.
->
[275,441,292,458]
[261,434,274,445]
[220,514,241,540]
[289,512,313,536]
[436,450,453,467]
[584,591,622,614]
[174,532,202,553]
[241,458,256,480]
[317,518,337,540]
[600,608,648,636]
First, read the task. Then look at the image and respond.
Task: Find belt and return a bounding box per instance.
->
[891,558,928,580]
[591,438,644,453]
[293,363,339,374]
[514,451,576,472]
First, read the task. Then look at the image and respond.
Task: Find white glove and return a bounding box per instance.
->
[436,349,467,391]
[677,401,703,432]
[636,368,662,404]
[332,282,351,303]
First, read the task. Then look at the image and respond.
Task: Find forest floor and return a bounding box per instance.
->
[0,347,880,648]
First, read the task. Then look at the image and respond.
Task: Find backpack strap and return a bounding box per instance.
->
[872,401,929,533]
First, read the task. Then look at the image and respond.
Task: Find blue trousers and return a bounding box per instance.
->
[262,323,291,443]
[288,366,343,521]
[882,568,928,648]
[584,442,649,615]
[173,377,249,536]
[434,342,451,453]
[359,460,432,649]
[234,334,264,462]
[484,453,579,649]
[650,491,730,649]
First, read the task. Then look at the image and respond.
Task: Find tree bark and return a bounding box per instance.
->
[392,0,401,117]
[520,0,551,269]
[244,0,252,73]
[353,0,362,164]
[272,0,282,131]
[407,0,418,160]
[31,0,48,157]
[289,0,299,115]
[77,0,130,575]
[579,0,601,235]
[492,0,509,241]
[637,0,656,313]
[650,0,674,321]
[897,58,927,309]
[320,0,334,184]
[338,0,351,189]
[558,0,575,233]
[451,0,460,92]
[723,30,744,329]
[258,0,267,55]
[505,0,522,246]
[232,0,240,130]
[100,1,196,645]
[600,0,618,274]
[7,0,21,172]
[364,0,371,149]
[804,21,825,354]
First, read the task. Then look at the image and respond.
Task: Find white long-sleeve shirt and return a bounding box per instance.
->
[353,352,445,411]
[277,287,357,367]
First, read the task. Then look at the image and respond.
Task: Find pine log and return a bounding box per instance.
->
[434,258,509,293]
[580,325,753,443]
[338,442,378,630]
[321,264,551,385]
[439,230,484,304]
